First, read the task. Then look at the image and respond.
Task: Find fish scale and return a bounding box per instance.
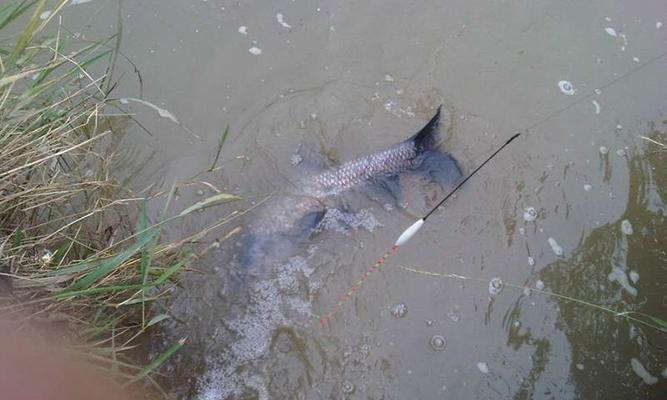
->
[313,141,418,195]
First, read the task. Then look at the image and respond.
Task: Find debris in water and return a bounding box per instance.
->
[629,270,639,284]
[488,278,504,295]
[633,57,640,63]
[238,26,248,35]
[248,47,262,55]
[528,257,535,267]
[430,335,447,351]
[384,74,395,82]
[523,207,538,222]
[196,189,205,196]
[40,10,52,20]
[605,27,618,37]
[584,184,592,191]
[119,98,180,125]
[621,219,633,235]
[477,362,490,374]
[599,146,609,155]
[631,358,658,385]
[576,363,585,370]
[548,237,563,256]
[558,80,575,95]
[70,0,93,4]
[592,100,600,114]
[390,303,408,318]
[535,280,545,290]
[657,22,663,29]
[276,13,292,28]
[616,149,626,157]
[616,124,623,130]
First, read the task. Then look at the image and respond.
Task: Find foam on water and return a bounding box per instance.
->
[315,208,381,234]
[196,209,380,398]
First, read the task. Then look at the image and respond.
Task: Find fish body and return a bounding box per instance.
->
[238,106,461,275]
[165,106,463,399]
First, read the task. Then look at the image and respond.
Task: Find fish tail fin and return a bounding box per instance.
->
[409,105,462,190]
[409,105,442,153]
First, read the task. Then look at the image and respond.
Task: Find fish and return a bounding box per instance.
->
[163,106,463,399]
[235,106,462,279]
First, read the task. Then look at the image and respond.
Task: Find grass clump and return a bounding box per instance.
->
[0,1,238,394]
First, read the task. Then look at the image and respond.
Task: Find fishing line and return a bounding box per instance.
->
[317,133,519,327]
[318,49,667,328]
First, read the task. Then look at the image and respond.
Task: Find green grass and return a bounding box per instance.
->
[0,1,239,395]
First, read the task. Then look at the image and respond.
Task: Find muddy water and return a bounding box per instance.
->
[64,0,667,398]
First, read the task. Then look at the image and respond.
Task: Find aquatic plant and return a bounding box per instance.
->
[0,1,238,395]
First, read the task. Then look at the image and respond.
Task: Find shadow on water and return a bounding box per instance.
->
[506,129,667,399]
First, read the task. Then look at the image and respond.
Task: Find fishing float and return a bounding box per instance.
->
[319,132,521,327]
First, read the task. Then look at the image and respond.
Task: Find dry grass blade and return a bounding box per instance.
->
[0,1,239,396]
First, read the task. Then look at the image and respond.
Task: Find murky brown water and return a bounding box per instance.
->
[62,0,667,398]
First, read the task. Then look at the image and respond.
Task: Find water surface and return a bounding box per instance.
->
[63,1,667,398]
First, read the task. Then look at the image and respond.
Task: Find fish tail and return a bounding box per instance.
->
[409,105,442,154]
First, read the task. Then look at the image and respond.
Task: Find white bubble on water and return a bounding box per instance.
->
[477,362,490,374]
[384,74,395,82]
[248,47,262,55]
[621,219,633,235]
[576,363,585,370]
[430,335,447,351]
[629,270,640,284]
[631,358,658,385]
[390,303,408,318]
[599,146,609,155]
[535,280,545,290]
[528,257,535,267]
[616,148,626,157]
[605,27,618,37]
[523,207,538,222]
[657,22,663,29]
[276,13,292,28]
[548,237,563,256]
[558,80,575,95]
[488,278,504,295]
[584,184,592,191]
[238,25,248,35]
